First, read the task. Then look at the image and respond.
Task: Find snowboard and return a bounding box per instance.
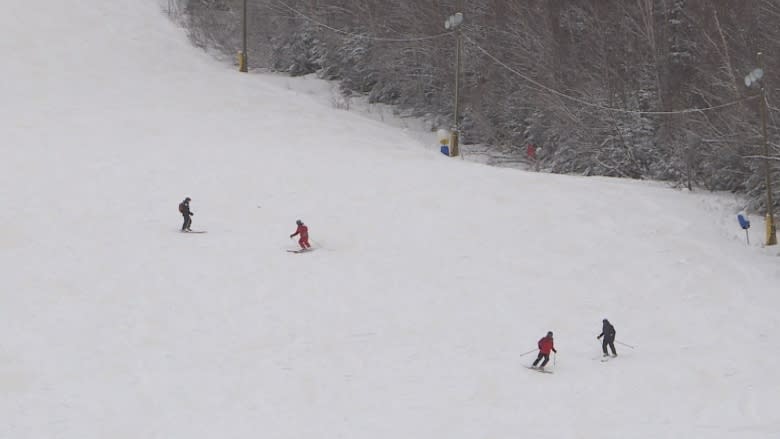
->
[525,366,553,374]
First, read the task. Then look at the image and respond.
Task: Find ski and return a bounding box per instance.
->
[181,230,207,234]
[525,366,553,374]
[287,248,314,253]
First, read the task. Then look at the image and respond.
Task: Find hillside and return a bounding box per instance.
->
[1,2,779,438]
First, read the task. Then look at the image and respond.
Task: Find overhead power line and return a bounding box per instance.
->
[262,5,764,117]
[274,0,451,42]
[462,33,756,116]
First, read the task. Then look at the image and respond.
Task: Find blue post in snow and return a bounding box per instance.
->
[738,212,751,245]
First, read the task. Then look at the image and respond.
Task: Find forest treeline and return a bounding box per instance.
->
[174,0,780,210]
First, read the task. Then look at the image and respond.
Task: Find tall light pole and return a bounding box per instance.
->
[745,52,777,245]
[445,12,464,157]
[239,0,248,72]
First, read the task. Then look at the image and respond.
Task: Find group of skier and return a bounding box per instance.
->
[178,197,311,250]
[530,318,617,371]
[179,197,620,371]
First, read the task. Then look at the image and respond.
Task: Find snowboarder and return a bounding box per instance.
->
[531,331,557,370]
[179,197,194,232]
[597,318,617,357]
[290,219,310,250]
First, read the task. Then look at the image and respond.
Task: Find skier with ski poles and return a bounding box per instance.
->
[531,331,557,371]
[290,219,310,250]
[179,197,194,232]
[597,318,617,357]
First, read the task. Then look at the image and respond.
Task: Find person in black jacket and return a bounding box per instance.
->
[597,319,617,357]
[179,197,194,232]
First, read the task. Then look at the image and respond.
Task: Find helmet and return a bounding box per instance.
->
[296,219,303,225]
[185,197,191,202]
[547,331,553,337]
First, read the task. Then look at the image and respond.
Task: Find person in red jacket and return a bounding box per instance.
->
[531,331,557,370]
[290,219,310,250]
[526,143,537,161]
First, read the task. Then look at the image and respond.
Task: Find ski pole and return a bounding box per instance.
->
[518,348,537,357]
[616,340,635,349]
[553,352,557,367]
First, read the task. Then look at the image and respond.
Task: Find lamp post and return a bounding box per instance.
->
[745,52,777,245]
[445,12,464,157]
[239,0,248,72]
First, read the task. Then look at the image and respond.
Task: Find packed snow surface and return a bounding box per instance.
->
[2,1,780,438]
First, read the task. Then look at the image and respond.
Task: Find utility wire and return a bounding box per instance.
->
[274,0,451,42]
[463,33,756,116]
[265,4,763,117]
